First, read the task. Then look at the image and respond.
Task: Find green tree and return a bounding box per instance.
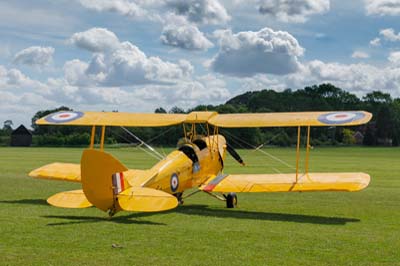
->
[342,129,356,145]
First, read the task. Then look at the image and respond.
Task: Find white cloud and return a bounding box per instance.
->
[370,37,381,46]
[351,51,370,59]
[160,15,214,50]
[286,60,400,96]
[0,65,46,89]
[380,28,400,42]
[388,51,400,66]
[78,0,149,19]
[63,59,92,86]
[69,28,121,52]
[211,27,304,77]
[165,0,230,25]
[67,28,194,86]
[13,46,54,67]
[258,0,330,23]
[365,0,400,16]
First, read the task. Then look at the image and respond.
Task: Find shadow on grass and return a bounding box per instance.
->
[2,198,359,225]
[0,198,48,205]
[43,214,166,226]
[171,204,360,225]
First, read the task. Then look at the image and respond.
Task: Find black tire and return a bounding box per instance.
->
[226,192,237,208]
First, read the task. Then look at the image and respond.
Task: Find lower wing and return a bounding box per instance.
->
[200,172,370,193]
[29,163,81,182]
[29,163,146,184]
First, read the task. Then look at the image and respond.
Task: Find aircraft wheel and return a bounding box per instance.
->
[225,192,237,208]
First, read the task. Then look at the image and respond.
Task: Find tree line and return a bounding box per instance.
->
[1,83,398,147]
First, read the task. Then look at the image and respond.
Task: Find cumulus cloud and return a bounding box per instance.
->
[210,27,304,77]
[0,65,46,89]
[380,28,400,42]
[160,15,214,50]
[351,51,370,59]
[13,46,54,67]
[78,0,149,19]
[388,51,400,66]
[370,37,381,46]
[365,0,400,16]
[69,28,120,52]
[258,0,330,23]
[165,0,230,25]
[286,60,400,95]
[67,28,194,86]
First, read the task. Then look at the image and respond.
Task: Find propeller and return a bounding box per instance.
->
[226,143,245,166]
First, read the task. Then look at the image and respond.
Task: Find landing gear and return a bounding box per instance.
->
[224,192,237,208]
[174,192,184,205]
[108,207,117,217]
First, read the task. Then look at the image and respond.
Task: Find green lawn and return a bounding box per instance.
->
[0,146,399,265]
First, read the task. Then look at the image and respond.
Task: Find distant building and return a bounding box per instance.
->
[10,125,32,147]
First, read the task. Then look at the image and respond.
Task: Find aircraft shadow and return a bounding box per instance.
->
[1,198,359,225]
[0,198,48,206]
[43,214,166,226]
[169,204,360,225]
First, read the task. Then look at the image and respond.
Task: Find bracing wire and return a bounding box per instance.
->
[110,129,163,161]
[220,129,296,171]
[120,127,165,160]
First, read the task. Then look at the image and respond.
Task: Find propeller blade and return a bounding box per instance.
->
[226,143,245,166]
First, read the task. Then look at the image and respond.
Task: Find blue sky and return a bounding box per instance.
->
[1,0,400,127]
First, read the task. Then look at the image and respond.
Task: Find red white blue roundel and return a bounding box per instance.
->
[170,173,179,192]
[318,111,365,125]
[45,111,84,123]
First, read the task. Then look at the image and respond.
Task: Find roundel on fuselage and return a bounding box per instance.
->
[170,173,179,192]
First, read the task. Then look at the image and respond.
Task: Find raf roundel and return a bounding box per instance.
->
[318,111,365,125]
[45,111,84,123]
[170,173,179,192]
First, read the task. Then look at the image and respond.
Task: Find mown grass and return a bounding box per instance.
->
[0,146,399,265]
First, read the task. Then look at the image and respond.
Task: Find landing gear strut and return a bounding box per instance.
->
[224,192,237,208]
[174,192,184,205]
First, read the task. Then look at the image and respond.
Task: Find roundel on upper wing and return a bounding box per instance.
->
[45,111,84,123]
[170,173,179,192]
[317,111,365,125]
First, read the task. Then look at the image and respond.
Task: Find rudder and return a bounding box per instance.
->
[81,149,128,213]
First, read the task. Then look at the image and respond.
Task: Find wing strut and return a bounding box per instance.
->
[305,125,311,174]
[100,125,106,150]
[295,126,301,182]
[295,125,312,181]
[90,125,95,149]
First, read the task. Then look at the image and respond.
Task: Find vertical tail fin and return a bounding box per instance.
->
[81,149,128,213]
[80,149,178,214]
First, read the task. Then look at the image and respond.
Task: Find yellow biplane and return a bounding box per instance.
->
[29,110,372,216]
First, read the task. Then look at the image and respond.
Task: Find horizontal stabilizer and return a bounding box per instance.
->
[29,163,81,182]
[201,172,370,193]
[118,187,178,212]
[47,189,92,208]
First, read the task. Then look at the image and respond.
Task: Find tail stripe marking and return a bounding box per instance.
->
[112,172,125,194]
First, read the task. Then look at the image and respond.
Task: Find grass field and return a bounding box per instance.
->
[0,146,399,265]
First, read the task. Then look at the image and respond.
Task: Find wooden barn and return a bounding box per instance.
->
[10,125,32,147]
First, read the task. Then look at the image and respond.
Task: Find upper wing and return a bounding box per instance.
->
[208,111,372,128]
[29,163,81,182]
[36,111,187,127]
[35,110,371,128]
[200,172,370,193]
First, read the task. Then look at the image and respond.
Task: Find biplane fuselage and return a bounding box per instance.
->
[138,135,226,194]
[30,110,373,216]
